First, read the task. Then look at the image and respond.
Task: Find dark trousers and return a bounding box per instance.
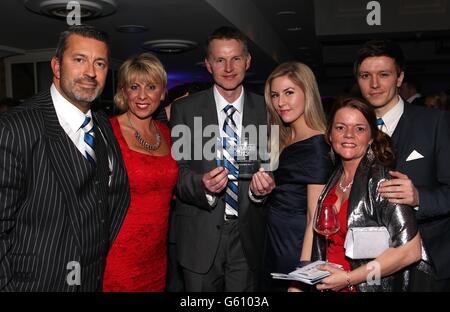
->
[409,266,450,292]
[166,242,185,292]
[183,219,257,292]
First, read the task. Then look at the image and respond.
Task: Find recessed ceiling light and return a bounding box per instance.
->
[116,25,148,33]
[142,39,197,54]
[298,46,310,50]
[276,11,297,16]
[24,0,116,19]
[286,27,302,31]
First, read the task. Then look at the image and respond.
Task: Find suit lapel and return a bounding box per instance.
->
[92,113,114,175]
[242,91,259,130]
[203,88,219,127]
[238,91,260,207]
[40,92,82,248]
[391,103,413,170]
[201,88,219,173]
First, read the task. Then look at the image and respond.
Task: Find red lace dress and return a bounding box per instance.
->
[103,117,178,292]
[325,185,356,292]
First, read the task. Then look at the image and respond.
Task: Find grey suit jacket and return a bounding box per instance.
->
[0,91,130,291]
[169,87,268,274]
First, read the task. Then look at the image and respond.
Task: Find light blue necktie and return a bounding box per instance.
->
[80,116,96,167]
[223,104,239,216]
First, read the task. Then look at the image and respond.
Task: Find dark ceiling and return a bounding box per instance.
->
[1,0,450,95]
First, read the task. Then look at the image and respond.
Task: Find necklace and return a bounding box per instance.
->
[338,175,354,193]
[127,113,161,151]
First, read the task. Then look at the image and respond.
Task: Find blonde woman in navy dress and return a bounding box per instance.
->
[260,62,332,291]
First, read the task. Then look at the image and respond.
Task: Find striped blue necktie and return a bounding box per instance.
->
[223,104,239,216]
[80,116,96,167]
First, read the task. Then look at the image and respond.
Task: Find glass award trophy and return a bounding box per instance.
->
[216,136,260,180]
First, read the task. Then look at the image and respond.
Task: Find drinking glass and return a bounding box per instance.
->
[313,202,340,261]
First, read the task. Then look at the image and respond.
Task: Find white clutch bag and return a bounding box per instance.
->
[344,227,390,259]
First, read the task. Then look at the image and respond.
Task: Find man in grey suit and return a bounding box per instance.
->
[170,26,274,291]
[355,39,450,291]
[0,25,130,291]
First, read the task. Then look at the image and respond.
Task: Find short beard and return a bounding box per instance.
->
[60,76,102,107]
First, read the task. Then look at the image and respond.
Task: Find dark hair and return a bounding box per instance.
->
[165,82,210,105]
[55,24,109,60]
[205,26,248,56]
[354,39,404,77]
[326,97,396,167]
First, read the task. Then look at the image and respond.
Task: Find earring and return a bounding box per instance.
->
[329,148,336,165]
[367,143,375,162]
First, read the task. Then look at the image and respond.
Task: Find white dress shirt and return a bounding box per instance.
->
[213,85,244,138]
[377,96,404,137]
[206,85,245,209]
[51,84,93,157]
[406,93,421,104]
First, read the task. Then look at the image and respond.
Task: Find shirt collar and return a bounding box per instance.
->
[407,93,421,103]
[378,96,404,135]
[213,85,244,113]
[51,83,93,131]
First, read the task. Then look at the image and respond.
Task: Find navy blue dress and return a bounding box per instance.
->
[263,135,332,291]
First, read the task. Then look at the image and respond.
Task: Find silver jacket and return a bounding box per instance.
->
[311,153,424,292]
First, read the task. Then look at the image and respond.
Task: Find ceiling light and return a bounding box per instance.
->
[286,27,302,31]
[276,11,297,16]
[298,46,310,50]
[116,25,148,33]
[24,0,116,19]
[142,39,197,54]
[195,61,206,67]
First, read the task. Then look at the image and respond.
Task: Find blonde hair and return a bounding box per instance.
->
[264,62,326,155]
[114,52,167,112]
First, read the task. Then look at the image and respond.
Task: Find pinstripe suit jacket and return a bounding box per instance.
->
[0,91,130,291]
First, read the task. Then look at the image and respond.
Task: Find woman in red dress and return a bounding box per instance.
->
[103,53,178,291]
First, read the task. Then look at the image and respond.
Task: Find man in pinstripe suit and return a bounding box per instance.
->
[0,25,130,291]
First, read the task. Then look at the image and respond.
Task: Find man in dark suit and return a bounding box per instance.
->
[399,75,425,106]
[170,26,274,291]
[0,25,130,291]
[355,39,450,291]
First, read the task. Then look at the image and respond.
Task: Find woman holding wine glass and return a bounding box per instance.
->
[297,97,425,292]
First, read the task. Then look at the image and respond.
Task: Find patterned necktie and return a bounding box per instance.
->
[223,104,239,216]
[80,116,96,167]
